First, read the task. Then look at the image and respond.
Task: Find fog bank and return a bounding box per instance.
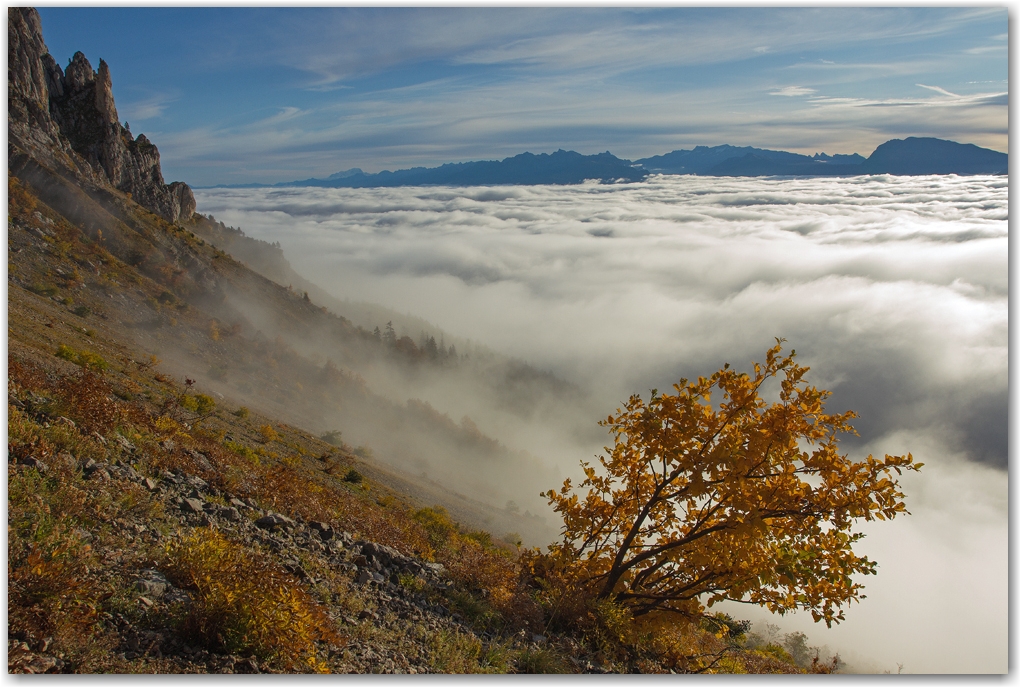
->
[195,174,1007,672]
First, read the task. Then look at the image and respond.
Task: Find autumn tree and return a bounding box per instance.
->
[541,341,920,627]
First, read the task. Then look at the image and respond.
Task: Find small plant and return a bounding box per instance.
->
[162,529,338,670]
[447,589,500,630]
[29,282,59,297]
[55,344,109,372]
[320,430,343,446]
[181,393,216,416]
[224,440,260,465]
[429,629,513,674]
[233,406,250,419]
[515,647,572,674]
[72,305,90,317]
[342,468,363,484]
[412,506,457,550]
[397,573,428,595]
[259,424,280,444]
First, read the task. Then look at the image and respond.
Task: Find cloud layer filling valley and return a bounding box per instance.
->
[196,174,1007,672]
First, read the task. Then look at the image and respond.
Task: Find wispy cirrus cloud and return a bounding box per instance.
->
[915,83,960,97]
[771,86,816,96]
[121,92,176,121]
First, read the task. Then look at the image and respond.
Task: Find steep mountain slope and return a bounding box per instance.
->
[8,7,565,673]
[8,6,569,538]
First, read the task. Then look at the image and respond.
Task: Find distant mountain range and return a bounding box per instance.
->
[203,137,1007,189]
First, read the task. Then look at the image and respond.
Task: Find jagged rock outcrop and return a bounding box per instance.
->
[8,7,195,224]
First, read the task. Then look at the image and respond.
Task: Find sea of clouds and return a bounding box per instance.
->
[196,174,1007,673]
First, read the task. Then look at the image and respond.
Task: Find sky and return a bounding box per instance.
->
[195,174,1008,673]
[35,7,1008,186]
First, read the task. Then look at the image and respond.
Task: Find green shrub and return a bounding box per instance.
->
[181,393,216,415]
[342,468,363,484]
[412,506,457,550]
[225,440,259,465]
[447,589,500,630]
[464,530,493,548]
[55,344,108,372]
[30,283,59,297]
[429,630,513,674]
[233,406,250,419]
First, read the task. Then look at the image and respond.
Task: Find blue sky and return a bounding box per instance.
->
[36,7,1008,186]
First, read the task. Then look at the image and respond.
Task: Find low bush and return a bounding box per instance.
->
[514,647,571,674]
[56,344,108,372]
[258,424,279,444]
[162,529,339,670]
[55,368,121,435]
[428,630,513,674]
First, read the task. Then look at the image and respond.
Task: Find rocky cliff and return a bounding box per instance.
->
[8,7,194,224]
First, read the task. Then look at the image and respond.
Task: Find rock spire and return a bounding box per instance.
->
[8,7,195,224]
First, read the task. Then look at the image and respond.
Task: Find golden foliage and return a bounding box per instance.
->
[258,424,280,444]
[541,341,920,626]
[9,175,38,216]
[162,529,339,670]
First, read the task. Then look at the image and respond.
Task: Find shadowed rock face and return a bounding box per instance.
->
[8,7,194,224]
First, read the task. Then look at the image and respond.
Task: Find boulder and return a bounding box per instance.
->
[309,521,334,541]
[218,506,241,522]
[17,455,46,471]
[133,569,171,599]
[181,498,205,514]
[255,512,296,530]
[24,655,63,674]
